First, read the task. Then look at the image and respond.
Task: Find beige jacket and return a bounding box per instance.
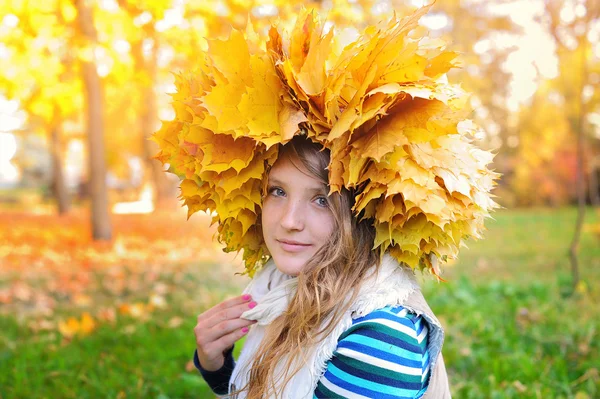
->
[402,287,452,398]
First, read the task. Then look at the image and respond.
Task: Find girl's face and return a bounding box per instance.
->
[261,155,335,276]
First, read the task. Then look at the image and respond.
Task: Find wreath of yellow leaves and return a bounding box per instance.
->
[151,4,502,279]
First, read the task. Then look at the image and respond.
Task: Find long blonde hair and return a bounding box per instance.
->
[236,135,380,398]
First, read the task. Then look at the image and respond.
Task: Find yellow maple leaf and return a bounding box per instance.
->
[58,317,79,338]
[238,55,284,139]
[201,82,247,132]
[58,312,96,338]
[200,135,256,174]
[79,312,96,335]
[425,51,460,78]
[279,103,308,142]
[206,30,252,86]
[296,29,335,96]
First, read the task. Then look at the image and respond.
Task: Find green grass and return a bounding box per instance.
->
[1,206,599,398]
[0,311,251,399]
[422,277,598,398]
[419,206,600,398]
[1,314,211,398]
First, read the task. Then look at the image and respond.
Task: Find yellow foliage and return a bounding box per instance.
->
[151,5,501,278]
[58,312,96,338]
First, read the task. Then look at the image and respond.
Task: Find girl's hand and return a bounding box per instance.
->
[194,294,257,371]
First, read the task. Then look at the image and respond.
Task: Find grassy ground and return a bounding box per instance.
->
[419,206,600,399]
[1,206,599,398]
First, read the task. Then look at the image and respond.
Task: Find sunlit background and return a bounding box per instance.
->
[1,0,599,207]
[0,0,599,398]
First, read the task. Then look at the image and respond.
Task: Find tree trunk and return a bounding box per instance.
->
[140,38,173,207]
[50,127,71,215]
[75,0,112,240]
[544,1,595,295]
[131,33,174,208]
[589,155,600,207]
[567,32,590,294]
[568,116,584,294]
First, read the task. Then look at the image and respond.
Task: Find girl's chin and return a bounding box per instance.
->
[272,254,308,276]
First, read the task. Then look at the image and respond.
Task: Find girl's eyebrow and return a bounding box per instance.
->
[268,177,327,193]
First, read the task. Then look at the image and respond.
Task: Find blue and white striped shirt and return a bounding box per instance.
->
[314,305,430,398]
[194,305,430,398]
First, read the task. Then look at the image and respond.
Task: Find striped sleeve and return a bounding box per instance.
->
[314,305,430,399]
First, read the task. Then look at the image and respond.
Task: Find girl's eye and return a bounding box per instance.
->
[268,187,285,197]
[316,196,328,207]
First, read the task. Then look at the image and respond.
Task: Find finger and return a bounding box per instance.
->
[199,294,253,321]
[203,300,257,329]
[207,325,253,356]
[200,318,257,344]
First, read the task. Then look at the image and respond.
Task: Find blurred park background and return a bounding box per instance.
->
[0,0,599,398]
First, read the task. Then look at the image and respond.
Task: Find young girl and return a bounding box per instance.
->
[151,5,499,398]
[192,135,451,398]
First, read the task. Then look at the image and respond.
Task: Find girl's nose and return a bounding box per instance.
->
[280,200,304,231]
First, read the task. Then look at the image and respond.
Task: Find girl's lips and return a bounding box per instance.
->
[278,240,312,253]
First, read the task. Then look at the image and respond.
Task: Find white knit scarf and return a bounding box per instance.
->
[227,253,420,399]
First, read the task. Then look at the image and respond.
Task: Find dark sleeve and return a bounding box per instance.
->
[193,345,236,395]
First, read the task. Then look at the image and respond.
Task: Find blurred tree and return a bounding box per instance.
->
[591,155,600,206]
[113,0,176,206]
[74,0,112,240]
[429,0,516,187]
[88,5,146,184]
[543,0,600,291]
[0,1,83,214]
[6,0,597,226]
[511,82,576,206]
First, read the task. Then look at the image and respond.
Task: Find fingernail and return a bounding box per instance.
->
[241,327,249,333]
[248,301,257,309]
[242,294,251,301]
